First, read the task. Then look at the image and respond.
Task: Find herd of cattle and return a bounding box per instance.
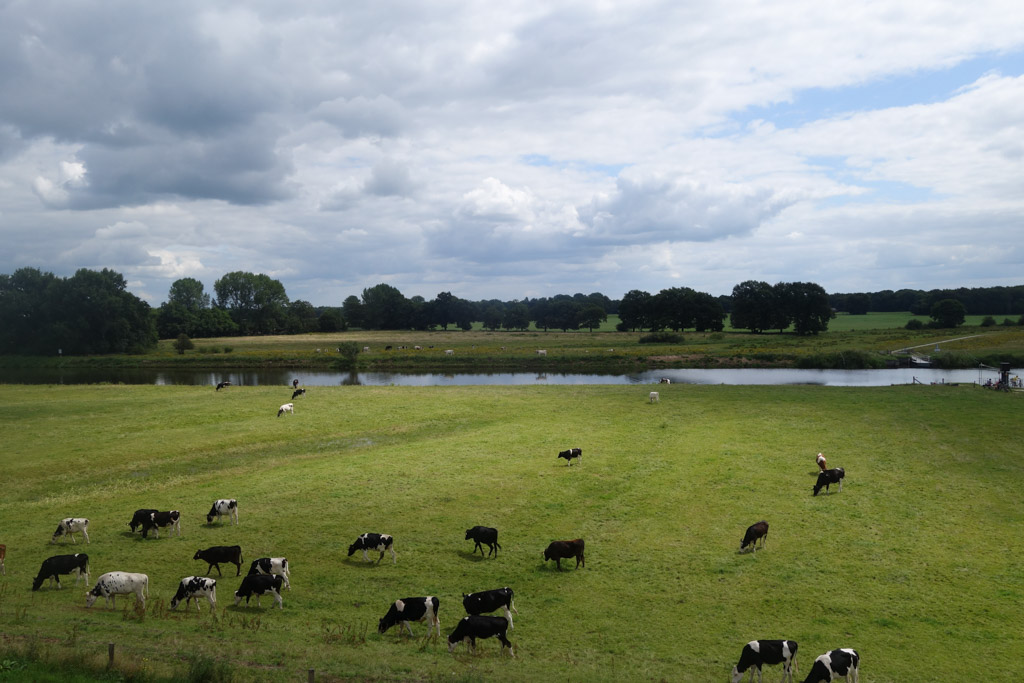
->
[6,383,862,680]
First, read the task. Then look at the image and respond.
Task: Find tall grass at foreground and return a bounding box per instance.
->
[1,384,1022,682]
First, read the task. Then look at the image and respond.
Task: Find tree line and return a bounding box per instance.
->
[1,266,1021,355]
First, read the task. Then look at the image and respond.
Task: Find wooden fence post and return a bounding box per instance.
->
[108,643,115,666]
[308,669,315,683]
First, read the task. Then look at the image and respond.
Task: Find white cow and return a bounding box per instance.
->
[86,571,149,608]
[170,576,217,611]
[248,557,291,590]
[536,349,547,356]
[206,499,239,525]
[649,391,660,403]
[277,403,294,417]
[52,518,90,544]
[445,349,454,356]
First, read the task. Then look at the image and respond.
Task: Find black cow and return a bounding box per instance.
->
[378,596,440,638]
[32,554,89,591]
[813,468,846,496]
[193,545,243,576]
[543,538,585,570]
[462,587,518,629]
[141,510,180,539]
[465,526,501,558]
[291,388,306,400]
[234,573,283,609]
[557,447,582,466]
[347,533,396,564]
[732,639,798,683]
[803,648,859,683]
[740,520,769,554]
[216,381,231,391]
[128,509,159,534]
[447,615,514,656]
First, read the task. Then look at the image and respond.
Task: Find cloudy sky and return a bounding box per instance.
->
[2,1,1023,307]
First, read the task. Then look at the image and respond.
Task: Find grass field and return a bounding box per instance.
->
[1,383,1022,681]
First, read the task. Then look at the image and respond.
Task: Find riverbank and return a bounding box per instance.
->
[2,325,1021,371]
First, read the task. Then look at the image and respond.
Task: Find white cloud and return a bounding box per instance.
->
[0,1,1022,303]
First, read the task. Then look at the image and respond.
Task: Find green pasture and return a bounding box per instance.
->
[1,383,1021,681]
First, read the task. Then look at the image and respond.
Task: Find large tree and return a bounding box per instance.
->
[930,298,966,328]
[729,280,777,333]
[617,289,653,331]
[360,283,409,329]
[214,271,289,335]
[167,277,210,311]
[781,281,834,335]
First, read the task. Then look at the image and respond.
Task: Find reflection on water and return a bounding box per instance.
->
[0,366,1010,387]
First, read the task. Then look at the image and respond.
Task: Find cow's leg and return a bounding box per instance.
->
[402,621,414,637]
[361,549,369,562]
[498,633,513,656]
[234,561,241,576]
[555,558,561,571]
[273,589,283,609]
[389,546,397,564]
[504,606,514,629]
[70,532,77,545]
[55,575,62,589]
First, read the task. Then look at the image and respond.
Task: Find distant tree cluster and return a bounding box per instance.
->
[0,267,156,354]
[831,285,1024,317]
[729,280,834,335]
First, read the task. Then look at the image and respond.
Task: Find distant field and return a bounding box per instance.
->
[1,383,1021,681]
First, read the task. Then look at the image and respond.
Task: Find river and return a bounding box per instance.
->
[0,366,1011,387]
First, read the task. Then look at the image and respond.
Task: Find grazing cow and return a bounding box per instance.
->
[207,499,238,525]
[462,588,518,629]
[536,349,547,356]
[378,596,440,638]
[248,557,291,589]
[32,553,89,591]
[740,521,769,554]
[128,509,159,534]
[385,345,393,351]
[649,391,659,403]
[347,533,396,564]
[193,545,243,576]
[414,345,422,350]
[216,381,231,391]
[659,377,671,384]
[363,346,370,352]
[0,544,4,576]
[170,576,217,611]
[141,510,181,539]
[803,648,859,683]
[291,388,306,400]
[51,518,89,544]
[816,452,828,472]
[732,639,799,683]
[445,349,454,356]
[543,538,585,570]
[557,447,582,467]
[85,571,148,608]
[277,402,294,417]
[465,526,501,558]
[234,573,284,609]
[813,468,846,496]
[447,615,514,656]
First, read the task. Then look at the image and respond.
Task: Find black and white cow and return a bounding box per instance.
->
[233,573,284,609]
[51,517,90,544]
[802,648,859,683]
[85,571,148,608]
[347,533,396,564]
[462,588,518,629]
[170,576,217,611]
[141,510,181,539]
[732,639,799,683]
[543,539,585,570]
[193,545,243,576]
[247,557,291,590]
[447,615,514,656]
[291,388,306,400]
[32,554,90,591]
[378,596,440,638]
[206,499,238,525]
[557,447,582,466]
[465,526,501,558]
[128,509,159,534]
[813,468,846,496]
[740,520,769,553]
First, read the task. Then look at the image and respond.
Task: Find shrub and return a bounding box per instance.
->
[980,316,996,327]
[905,319,924,330]
[173,334,194,355]
[638,331,684,344]
[795,350,886,369]
[223,346,233,353]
